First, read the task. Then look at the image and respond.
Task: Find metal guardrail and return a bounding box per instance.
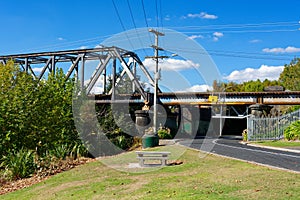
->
[247,109,300,141]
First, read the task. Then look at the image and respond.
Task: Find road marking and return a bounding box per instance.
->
[179,139,300,173]
[212,139,300,159]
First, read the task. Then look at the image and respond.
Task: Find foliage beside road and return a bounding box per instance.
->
[0,61,88,182]
[0,61,141,183]
[284,121,300,141]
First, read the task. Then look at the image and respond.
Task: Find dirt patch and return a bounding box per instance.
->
[0,157,95,195]
[0,175,50,195]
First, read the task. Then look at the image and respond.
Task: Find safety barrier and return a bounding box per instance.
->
[247,109,300,141]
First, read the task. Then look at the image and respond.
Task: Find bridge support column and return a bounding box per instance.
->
[249,104,272,117]
[135,110,159,148]
[179,105,200,138]
[135,110,150,135]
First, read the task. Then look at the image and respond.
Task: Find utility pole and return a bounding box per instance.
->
[147,28,168,135]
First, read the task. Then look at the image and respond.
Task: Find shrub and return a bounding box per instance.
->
[0,62,80,158]
[70,143,89,159]
[130,137,142,150]
[48,144,72,160]
[111,135,133,150]
[0,148,36,180]
[34,143,89,177]
[242,129,248,141]
[284,120,300,140]
[158,126,172,139]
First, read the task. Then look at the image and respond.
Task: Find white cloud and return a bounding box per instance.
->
[84,75,107,94]
[249,39,262,43]
[95,44,106,48]
[213,32,224,37]
[188,35,204,40]
[224,65,284,83]
[186,84,212,92]
[58,37,64,41]
[32,67,44,73]
[164,15,171,21]
[143,58,200,72]
[212,32,224,42]
[263,46,300,53]
[185,12,218,19]
[213,37,219,42]
[79,46,88,49]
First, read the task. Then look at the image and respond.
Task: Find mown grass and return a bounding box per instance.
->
[252,140,300,148]
[1,144,300,200]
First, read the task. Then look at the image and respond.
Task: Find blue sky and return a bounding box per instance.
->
[1,0,300,92]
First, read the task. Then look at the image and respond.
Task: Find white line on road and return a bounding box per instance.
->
[212,139,300,159]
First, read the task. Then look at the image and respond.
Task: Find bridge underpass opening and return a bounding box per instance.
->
[193,105,248,137]
[155,103,249,139]
[221,118,247,136]
[213,104,248,137]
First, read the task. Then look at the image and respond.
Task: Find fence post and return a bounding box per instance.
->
[277,116,279,140]
[247,117,252,141]
[247,117,249,141]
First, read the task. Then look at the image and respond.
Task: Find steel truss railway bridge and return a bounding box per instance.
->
[1,47,300,136]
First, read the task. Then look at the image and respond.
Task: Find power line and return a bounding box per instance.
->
[141,0,149,28]
[140,0,154,44]
[155,0,159,28]
[7,17,299,56]
[111,0,135,50]
[6,35,113,54]
[126,0,138,30]
[112,0,127,33]
[159,0,164,31]
[165,46,296,61]
[158,0,166,56]
[126,0,148,56]
[167,21,299,30]
[181,29,299,34]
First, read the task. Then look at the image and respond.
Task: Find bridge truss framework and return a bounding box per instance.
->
[0,47,155,100]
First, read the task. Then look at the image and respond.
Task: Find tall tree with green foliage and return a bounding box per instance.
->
[279,58,300,91]
[0,61,81,158]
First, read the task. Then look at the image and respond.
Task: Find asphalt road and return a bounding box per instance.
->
[179,137,300,173]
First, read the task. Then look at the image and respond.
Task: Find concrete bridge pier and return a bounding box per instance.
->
[180,105,199,138]
[249,104,272,117]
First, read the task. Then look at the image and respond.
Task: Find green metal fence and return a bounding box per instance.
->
[247,109,300,141]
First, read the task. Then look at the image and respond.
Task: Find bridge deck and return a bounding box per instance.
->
[93,91,300,105]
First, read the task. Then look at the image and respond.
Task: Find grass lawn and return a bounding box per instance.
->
[1,144,300,200]
[252,140,300,149]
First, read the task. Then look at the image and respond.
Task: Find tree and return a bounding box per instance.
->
[0,60,38,155]
[212,80,224,92]
[0,61,81,157]
[279,58,300,91]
